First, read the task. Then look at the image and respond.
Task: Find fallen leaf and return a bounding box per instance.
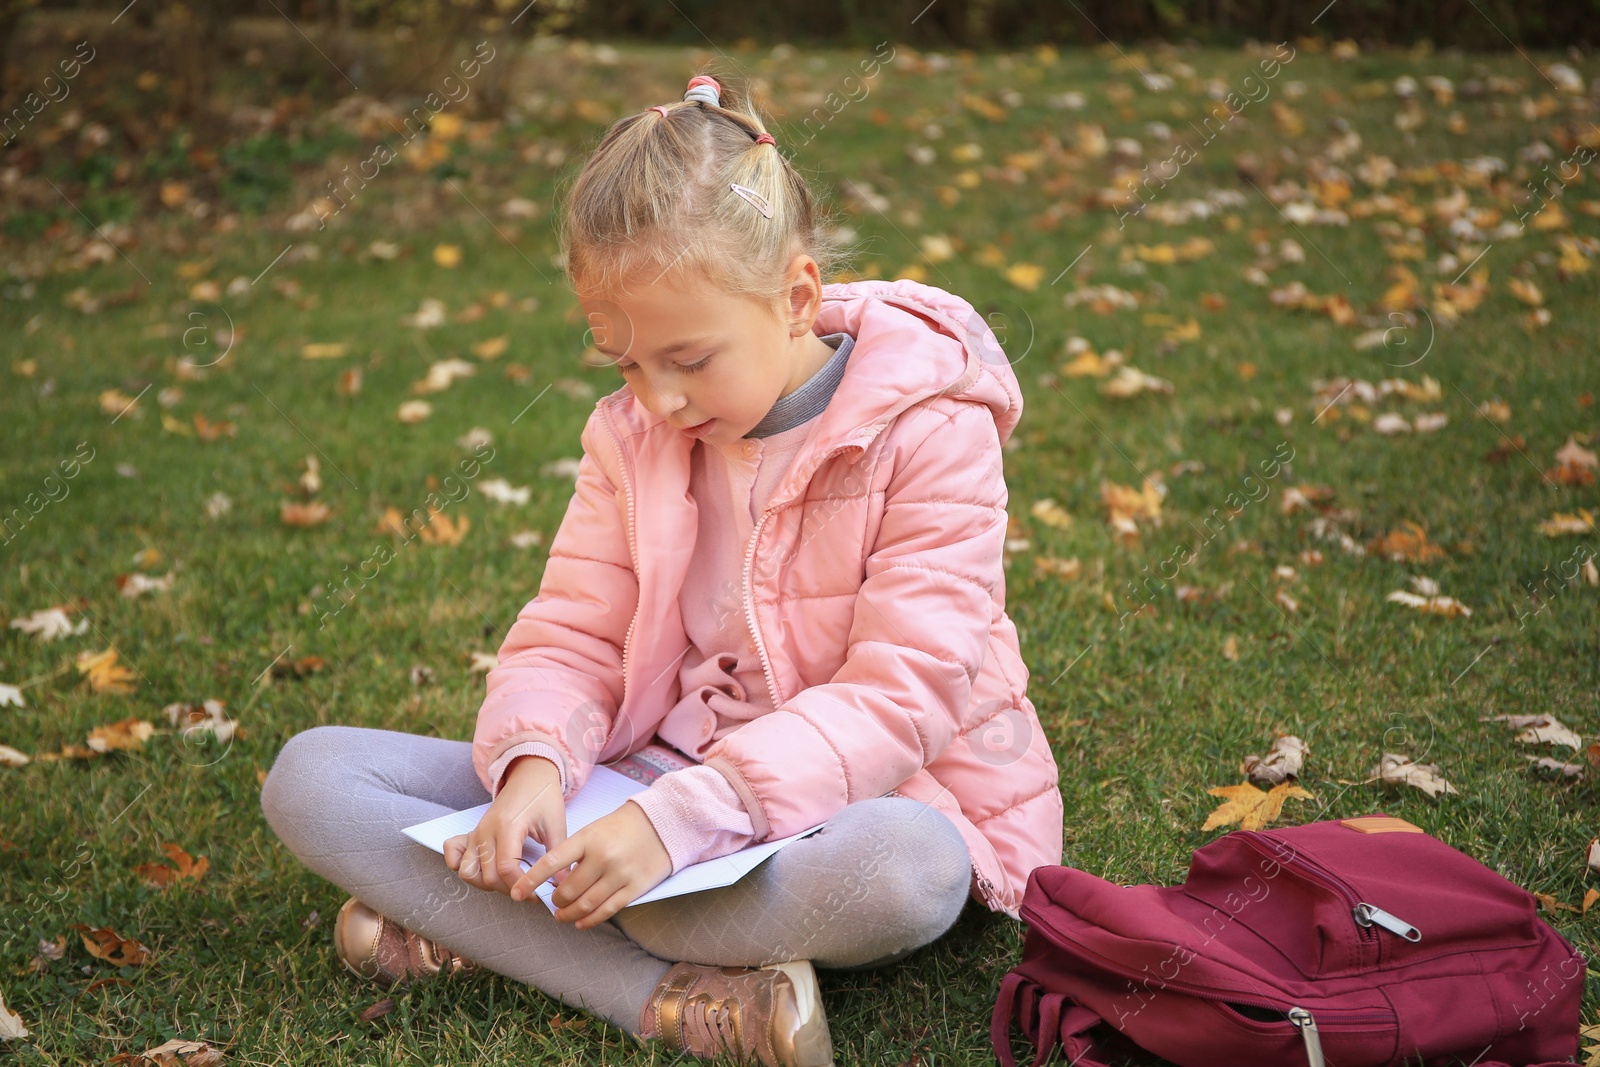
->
[1371,752,1457,797]
[87,718,155,753]
[1527,756,1585,779]
[9,607,89,642]
[411,359,476,395]
[0,683,25,709]
[1030,498,1073,529]
[1387,590,1472,617]
[1202,780,1315,831]
[280,501,332,528]
[163,699,236,745]
[0,744,30,767]
[300,342,349,360]
[76,649,137,695]
[1033,556,1082,579]
[135,843,210,889]
[476,478,531,506]
[397,400,433,423]
[1367,522,1447,562]
[1483,713,1583,749]
[138,1036,228,1066]
[70,923,150,966]
[472,336,509,360]
[0,989,27,1040]
[1222,635,1240,661]
[117,572,176,599]
[1538,509,1595,536]
[1099,365,1174,398]
[433,244,462,268]
[1241,734,1309,786]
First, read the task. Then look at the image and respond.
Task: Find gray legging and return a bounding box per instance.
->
[260,725,973,1034]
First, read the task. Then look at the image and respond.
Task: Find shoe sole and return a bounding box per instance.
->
[765,960,834,1067]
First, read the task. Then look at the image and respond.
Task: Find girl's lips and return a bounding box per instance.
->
[684,419,715,438]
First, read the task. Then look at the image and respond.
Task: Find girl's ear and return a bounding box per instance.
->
[784,253,823,334]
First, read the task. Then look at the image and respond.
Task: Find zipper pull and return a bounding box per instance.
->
[1287,1007,1326,1067]
[1353,901,1422,942]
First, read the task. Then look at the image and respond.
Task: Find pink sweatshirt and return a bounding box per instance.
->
[488,333,854,873]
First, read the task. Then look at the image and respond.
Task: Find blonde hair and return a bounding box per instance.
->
[556,72,855,317]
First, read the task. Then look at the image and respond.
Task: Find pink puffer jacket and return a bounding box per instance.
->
[472,277,1064,919]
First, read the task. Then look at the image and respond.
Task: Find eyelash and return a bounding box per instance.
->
[617,355,713,374]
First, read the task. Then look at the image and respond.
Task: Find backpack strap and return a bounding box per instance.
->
[991,971,1110,1067]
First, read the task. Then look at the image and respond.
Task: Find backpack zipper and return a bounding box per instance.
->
[1237,834,1386,962]
[1352,901,1422,942]
[1287,1007,1325,1067]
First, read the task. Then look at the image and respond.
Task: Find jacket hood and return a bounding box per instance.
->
[599,278,1026,509]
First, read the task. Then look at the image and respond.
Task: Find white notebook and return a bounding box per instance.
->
[402,762,824,914]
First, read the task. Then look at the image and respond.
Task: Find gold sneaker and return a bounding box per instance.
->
[639,959,834,1067]
[332,896,479,987]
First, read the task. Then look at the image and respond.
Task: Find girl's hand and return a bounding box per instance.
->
[445,756,568,896]
[509,801,672,929]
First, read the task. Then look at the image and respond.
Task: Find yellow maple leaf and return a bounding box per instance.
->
[1202,781,1315,831]
[75,648,137,695]
[1004,263,1046,292]
[416,506,471,546]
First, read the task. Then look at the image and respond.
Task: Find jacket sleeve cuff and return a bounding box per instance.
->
[626,765,757,875]
[486,740,569,799]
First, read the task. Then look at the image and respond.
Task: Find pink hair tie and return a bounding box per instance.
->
[650,105,670,119]
[754,132,776,146]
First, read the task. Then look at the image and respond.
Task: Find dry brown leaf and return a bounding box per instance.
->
[300,342,349,360]
[0,989,27,1041]
[87,718,155,753]
[70,923,150,966]
[1371,752,1457,797]
[139,1036,229,1066]
[1539,509,1595,536]
[1387,590,1472,617]
[1033,556,1082,579]
[1241,735,1309,786]
[135,843,210,889]
[1202,781,1315,832]
[1527,756,1585,779]
[472,335,509,360]
[1099,366,1174,399]
[1222,635,1240,661]
[1030,499,1073,529]
[1483,713,1583,749]
[76,648,137,695]
[416,506,470,546]
[0,744,30,768]
[280,501,332,528]
[1367,522,1447,562]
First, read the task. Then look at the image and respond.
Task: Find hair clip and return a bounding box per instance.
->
[729,182,773,218]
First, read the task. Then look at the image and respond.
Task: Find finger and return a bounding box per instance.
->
[512,835,582,901]
[496,824,532,891]
[442,835,464,869]
[575,885,637,930]
[556,869,624,925]
[550,860,606,913]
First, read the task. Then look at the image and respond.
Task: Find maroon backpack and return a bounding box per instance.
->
[992,815,1584,1067]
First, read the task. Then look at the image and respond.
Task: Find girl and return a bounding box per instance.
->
[260,72,1062,1067]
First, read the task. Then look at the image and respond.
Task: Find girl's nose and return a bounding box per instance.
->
[639,373,686,417]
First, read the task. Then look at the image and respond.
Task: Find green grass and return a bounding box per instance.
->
[3,34,1599,1065]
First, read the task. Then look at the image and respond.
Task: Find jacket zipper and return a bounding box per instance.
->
[600,405,642,728]
[740,442,864,711]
